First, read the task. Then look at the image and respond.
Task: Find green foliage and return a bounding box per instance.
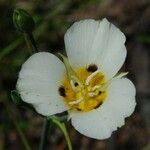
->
[138,34,150,44]
[11,90,23,105]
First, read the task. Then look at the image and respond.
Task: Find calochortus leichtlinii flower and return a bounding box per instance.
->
[16,18,136,139]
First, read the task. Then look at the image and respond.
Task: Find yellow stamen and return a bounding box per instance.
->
[85,70,99,85]
[69,98,83,105]
[58,54,128,112]
[60,67,108,112]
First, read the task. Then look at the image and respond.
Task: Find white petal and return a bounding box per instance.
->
[91,19,126,79]
[65,18,126,79]
[64,19,99,68]
[71,78,136,139]
[17,52,69,116]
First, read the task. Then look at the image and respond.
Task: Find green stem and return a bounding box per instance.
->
[4,102,31,150]
[52,119,72,150]
[24,32,38,54]
[24,34,33,55]
[39,118,50,150]
[14,121,31,150]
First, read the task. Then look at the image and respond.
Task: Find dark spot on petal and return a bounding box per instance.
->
[98,91,102,95]
[58,86,66,97]
[77,108,82,111]
[87,64,98,72]
[74,82,79,87]
[94,101,103,109]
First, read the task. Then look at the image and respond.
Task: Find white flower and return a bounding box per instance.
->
[16,18,136,139]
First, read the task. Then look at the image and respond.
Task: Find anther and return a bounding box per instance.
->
[69,98,83,105]
[92,85,102,91]
[88,92,95,97]
[71,76,82,87]
[85,70,99,85]
[70,80,78,92]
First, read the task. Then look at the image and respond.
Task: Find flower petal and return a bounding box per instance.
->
[71,78,136,139]
[64,19,99,68]
[91,19,126,79]
[17,52,69,116]
[65,18,126,79]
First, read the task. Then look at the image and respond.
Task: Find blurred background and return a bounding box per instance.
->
[0,0,150,149]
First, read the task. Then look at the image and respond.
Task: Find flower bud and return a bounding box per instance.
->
[13,8,35,33]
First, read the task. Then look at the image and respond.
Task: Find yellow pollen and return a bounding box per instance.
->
[60,67,108,112]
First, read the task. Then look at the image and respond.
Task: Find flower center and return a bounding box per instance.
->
[59,65,108,112]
